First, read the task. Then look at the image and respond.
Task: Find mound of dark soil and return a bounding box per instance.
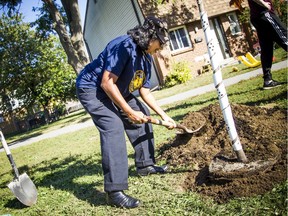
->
[159,104,287,203]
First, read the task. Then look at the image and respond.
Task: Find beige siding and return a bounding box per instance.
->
[85,0,140,58]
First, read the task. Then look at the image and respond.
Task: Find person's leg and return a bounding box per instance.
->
[76,88,140,208]
[76,88,128,191]
[120,94,155,167]
[258,33,274,83]
[251,15,283,89]
[120,94,168,175]
[252,16,274,82]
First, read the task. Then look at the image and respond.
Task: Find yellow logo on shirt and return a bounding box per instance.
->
[129,70,146,92]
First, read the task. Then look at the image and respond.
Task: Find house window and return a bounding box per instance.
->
[169,26,192,51]
[227,13,241,36]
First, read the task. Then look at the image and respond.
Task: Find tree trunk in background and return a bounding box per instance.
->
[242,22,255,53]
[42,0,89,74]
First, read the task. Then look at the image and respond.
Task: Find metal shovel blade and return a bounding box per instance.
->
[175,112,206,134]
[175,123,204,134]
[8,172,37,206]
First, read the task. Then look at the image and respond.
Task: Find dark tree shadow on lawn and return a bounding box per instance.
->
[4,154,106,208]
[38,154,105,206]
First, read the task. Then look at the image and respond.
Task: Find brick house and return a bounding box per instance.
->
[138,0,256,80]
[83,0,255,86]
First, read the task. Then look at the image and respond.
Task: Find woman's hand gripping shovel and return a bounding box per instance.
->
[0,130,37,206]
[146,112,206,134]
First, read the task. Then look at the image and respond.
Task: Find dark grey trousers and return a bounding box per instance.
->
[76,88,155,192]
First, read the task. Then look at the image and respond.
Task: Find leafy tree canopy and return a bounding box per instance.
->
[0,14,76,117]
[0,0,89,74]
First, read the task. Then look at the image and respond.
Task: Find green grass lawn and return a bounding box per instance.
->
[0,57,287,215]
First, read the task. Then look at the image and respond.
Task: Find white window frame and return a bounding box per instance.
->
[227,12,242,36]
[168,26,192,52]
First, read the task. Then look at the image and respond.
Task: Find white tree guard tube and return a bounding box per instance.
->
[197,0,247,162]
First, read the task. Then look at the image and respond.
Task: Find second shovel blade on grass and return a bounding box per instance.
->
[8,172,37,206]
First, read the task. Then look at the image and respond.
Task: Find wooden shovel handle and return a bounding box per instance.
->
[146,116,203,134]
[146,116,174,128]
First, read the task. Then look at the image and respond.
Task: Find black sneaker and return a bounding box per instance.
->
[263,80,283,90]
[137,165,168,176]
[106,191,140,208]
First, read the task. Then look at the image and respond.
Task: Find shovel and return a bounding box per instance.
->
[146,113,206,134]
[0,130,37,206]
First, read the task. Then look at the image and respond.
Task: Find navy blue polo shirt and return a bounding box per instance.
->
[76,35,151,98]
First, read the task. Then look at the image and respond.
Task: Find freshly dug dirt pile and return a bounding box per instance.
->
[159,104,287,203]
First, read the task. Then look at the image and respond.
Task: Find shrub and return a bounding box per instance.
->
[164,61,192,88]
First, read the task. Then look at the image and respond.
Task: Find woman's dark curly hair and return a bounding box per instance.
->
[127,17,166,50]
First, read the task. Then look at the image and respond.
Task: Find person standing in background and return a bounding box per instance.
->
[230,0,287,89]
